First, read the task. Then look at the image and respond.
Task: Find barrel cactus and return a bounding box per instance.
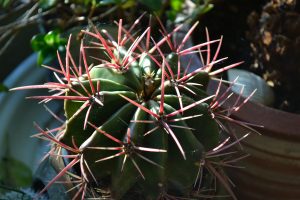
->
[12,18,253,199]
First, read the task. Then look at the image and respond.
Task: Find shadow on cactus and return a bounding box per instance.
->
[11,17,259,199]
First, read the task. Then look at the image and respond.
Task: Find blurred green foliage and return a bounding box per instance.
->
[0,132,33,195]
[194,0,214,16]
[31,31,67,65]
[167,0,185,21]
[0,157,32,193]
[38,0,57,10]
[0,0,13,8]
[2,0,215,70]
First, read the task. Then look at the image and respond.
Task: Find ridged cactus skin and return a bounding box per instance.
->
[12,18,247,199]
[65,56,217,198]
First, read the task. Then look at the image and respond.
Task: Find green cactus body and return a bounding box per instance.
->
[11,19,248,200]
[59,35,219,198]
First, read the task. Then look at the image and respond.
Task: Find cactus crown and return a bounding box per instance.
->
[12,17,253,200]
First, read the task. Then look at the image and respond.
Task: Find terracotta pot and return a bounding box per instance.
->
[208,80,300,200]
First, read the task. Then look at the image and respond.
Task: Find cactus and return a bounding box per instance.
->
[11,17,254,199]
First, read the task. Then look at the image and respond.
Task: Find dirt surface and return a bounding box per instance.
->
[195,0,300,113]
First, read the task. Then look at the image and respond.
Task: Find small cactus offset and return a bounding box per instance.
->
[12,17,254,199]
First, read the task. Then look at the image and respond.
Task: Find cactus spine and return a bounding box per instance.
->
[12,18,250,199]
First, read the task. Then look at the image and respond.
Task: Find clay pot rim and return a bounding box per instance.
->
[208,80,300,140]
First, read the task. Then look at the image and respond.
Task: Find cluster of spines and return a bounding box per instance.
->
[11,16,260,200]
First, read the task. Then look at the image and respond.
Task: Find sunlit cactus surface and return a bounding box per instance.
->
[12,17,253,200]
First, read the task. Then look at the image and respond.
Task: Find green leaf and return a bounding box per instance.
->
[0,0,13,8]
[170,0,184,11]
[0,157,32,188]
[37,51,45,66]
[44,31,65,47]
[166,0,184,21]
[0,83,8,92]
[39,0,58,10]
[44,32,57,46]
[31,34,45,52]
[31,31,66,65]
[31,31,66,51]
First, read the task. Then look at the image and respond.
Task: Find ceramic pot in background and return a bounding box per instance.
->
[0,54,61,172]
[208,80,300,200]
